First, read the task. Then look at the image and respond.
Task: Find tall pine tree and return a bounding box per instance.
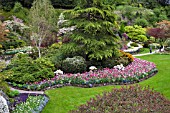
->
[62,0,120,61]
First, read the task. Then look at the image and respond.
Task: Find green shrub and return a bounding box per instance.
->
[116,56,129,66]
[42,47,65,70]
[130,42,138,47]
[35,57,55,71]
[143,41,152,48]
[165,47,170,51]
[8,90,19,98]
[1,32,27,50]
[4,53,55,84]
[153,8,161,17]
[158,14,168,22]
[50,42,62,49]
[102,57,117,68]
[124,25,148,42]
[165,39,170,47]
[0,61,11,95]
[86,60,102,69]
[71,85,170,113]
[10,2,29,23]
[62,56,87,74]
[134,18,149,27]
[149,43,160,49]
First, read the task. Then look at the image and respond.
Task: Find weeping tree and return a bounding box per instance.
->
[29,0,55,58]
[62,0,120,61]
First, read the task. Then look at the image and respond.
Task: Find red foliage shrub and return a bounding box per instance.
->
[71,85,170,113]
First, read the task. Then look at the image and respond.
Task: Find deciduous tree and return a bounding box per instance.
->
[29,0,56,58]
[147,20,170,44]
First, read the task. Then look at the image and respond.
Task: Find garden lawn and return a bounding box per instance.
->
[42,54,170,113]
[137,54,170,99]
[138,48,156,54]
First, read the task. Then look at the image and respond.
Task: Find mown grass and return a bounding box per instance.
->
[42,54,170,113]
[137,54,170,99]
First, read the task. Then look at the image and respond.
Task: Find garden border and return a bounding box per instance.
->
[8,69,158,91]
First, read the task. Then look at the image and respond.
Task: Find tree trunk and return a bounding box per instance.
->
[37,46,41,58]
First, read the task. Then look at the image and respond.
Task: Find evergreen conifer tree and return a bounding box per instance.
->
[62,0,120,60]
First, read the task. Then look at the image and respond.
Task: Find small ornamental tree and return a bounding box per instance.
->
[62,0,120,60]
[29,0,55,58]
[147,20,170,44]
[147,27,165,42]
[157,20,170,39]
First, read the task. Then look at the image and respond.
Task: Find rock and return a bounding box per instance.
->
[0,95,9,113]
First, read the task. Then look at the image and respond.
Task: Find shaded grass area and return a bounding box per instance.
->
[139,48,150,54]
[43,54,170,113]
[138,48,156,54]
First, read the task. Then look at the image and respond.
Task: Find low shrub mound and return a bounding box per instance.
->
[130,42,139,47]
[62,56,87,74]
[71,85,170,113]
[3,53,55,84]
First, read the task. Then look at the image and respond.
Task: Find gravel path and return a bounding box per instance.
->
[133,50,159,57]
[10,87,44,94]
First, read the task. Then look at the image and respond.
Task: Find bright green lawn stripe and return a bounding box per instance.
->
[43,85,120,113]
[43,54,170,113]
[137,54,170,100]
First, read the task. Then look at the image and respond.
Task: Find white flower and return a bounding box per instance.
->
[89,66,97,70]
[114,64,125,70]
[54,70,63,75]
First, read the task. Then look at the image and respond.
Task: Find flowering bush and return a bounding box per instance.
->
[62,56,87,74]
[9,58,157,90]
[120,50,134,63]
[70,85,170,113]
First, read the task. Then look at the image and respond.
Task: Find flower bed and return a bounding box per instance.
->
[8,58,158,90]
[11,93,49,113]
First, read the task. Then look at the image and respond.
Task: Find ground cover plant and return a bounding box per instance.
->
[12,93,49,113]
[42,54,170,113]
[70,85,170,113]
